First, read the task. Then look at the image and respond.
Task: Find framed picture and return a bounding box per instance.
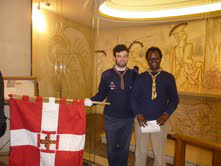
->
[3,76,37,102]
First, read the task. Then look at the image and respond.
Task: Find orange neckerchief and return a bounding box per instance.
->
[113,67,128,90]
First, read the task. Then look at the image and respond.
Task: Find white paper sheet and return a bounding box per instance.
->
[141,120,160,133]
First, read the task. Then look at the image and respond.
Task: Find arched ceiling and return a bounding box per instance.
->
[99,0,221,20]
[32,0,221,27]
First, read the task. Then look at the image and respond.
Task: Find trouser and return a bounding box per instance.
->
[134,119,167,166]
[104,115,134,166]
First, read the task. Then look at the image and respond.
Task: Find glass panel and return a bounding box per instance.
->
[32,0,96,164]
[92,0,221,165]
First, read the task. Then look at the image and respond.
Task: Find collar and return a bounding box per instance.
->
[114,65,126,71]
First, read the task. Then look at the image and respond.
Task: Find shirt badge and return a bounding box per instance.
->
[109,82,116,90]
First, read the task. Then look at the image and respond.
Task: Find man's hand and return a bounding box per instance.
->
[156,113,170,126]
[137,114,147,127]
[84,98,93,107]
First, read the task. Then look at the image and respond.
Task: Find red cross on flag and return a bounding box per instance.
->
[9,96,86,166]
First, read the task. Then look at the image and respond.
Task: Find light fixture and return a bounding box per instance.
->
[34,0,50,10]
[32,7,46,32]
[99,0,221,19]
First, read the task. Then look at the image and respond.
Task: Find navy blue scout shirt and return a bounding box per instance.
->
[91,68,137,119]
[131,70,179,121]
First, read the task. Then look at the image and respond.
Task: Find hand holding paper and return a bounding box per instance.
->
[141,120,160,133]
[136,114,147,127]
[156,113,170,126]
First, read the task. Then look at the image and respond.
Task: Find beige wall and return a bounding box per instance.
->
[0,0,31,76]
[0,0,31,154]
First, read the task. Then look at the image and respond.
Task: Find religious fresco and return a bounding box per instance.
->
[169,23,203,90]
[95,50,108,86]
[94,40,147,86]
[32,10,92,99]
[95,20,221,94]
[95,17,221,143]
[127,40,147,72]
[203,17,221,90]
[47,27,91,98]
[168,18,221,144]
[168,97,221,143]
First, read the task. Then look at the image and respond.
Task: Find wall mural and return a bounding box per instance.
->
[47,27,91,98]
[169,23,203,89]
[32,10,92,100]
[128,40,147,72]
[95,18,221,143]
[203,17,221,90]
[168,97,221,143]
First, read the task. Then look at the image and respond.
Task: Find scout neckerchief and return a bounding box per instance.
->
[113,66,128,90]
[147,68,162,100]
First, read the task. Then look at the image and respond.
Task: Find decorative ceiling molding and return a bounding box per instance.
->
[99,0,221,20]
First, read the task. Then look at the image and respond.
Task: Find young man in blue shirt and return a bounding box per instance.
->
[85,44,137,166]
[131,47,179,166]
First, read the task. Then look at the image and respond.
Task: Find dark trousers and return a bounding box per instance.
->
[104,115,134,166]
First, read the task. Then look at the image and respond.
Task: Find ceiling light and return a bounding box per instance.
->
[99,1,221,19]
[32,7,46,32]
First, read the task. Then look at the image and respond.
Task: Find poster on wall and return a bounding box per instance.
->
[3,76,37,102]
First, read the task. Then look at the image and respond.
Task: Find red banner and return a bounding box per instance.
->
[9,96,86,166]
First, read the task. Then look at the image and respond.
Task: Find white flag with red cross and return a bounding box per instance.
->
[9,96,86,166]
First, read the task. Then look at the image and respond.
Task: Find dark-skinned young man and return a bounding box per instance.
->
[131,47,179,166]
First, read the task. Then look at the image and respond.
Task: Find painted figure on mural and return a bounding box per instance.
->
[169,23,203,89]
[39,26,91,99]
[128,40,147,73]
[95,50,107,86]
